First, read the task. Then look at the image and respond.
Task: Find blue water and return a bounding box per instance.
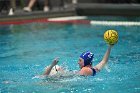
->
[0,17,140,93]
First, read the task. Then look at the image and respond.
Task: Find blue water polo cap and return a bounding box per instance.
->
[80,51,94,66]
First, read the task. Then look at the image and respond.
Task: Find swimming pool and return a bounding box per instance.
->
[0,16,140,93]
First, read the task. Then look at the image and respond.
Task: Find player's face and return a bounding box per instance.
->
[78,58,84,69]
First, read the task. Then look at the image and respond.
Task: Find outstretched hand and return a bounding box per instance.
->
[43,57,60,76]
[109,44,114,47]
[51,57,59,67]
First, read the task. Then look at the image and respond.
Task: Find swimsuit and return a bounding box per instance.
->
[91,68,96,76]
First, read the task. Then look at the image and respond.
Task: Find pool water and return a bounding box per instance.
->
[0,16,140,93]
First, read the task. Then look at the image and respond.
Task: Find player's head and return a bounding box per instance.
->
[79,51,94,68]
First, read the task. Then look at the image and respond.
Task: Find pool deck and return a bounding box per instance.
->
[0,4,76,22]
[0,3,140,22]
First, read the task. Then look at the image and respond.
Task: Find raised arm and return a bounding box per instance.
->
[43,57,59,75]
[95,45,112,71]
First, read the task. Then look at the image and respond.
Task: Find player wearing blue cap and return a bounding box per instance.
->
[79,51,96,76]
[44,45,112,76]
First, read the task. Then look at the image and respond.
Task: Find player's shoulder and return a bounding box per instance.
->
[80,67,93,76]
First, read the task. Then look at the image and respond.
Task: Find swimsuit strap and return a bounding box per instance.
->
[91,68,96,76]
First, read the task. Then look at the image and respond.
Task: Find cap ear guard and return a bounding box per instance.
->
[80,51,94,66]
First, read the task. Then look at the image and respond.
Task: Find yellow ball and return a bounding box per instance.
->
[104,30,118,45]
